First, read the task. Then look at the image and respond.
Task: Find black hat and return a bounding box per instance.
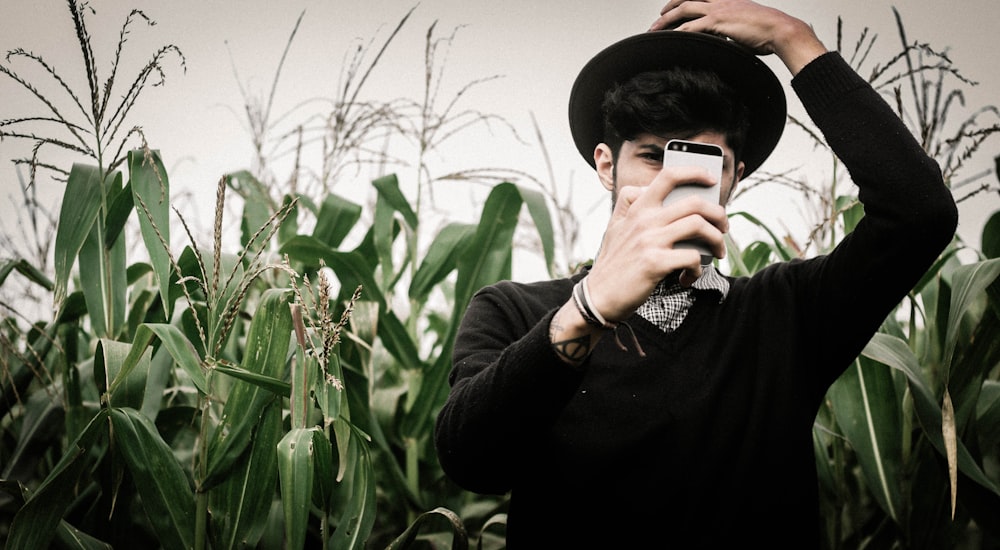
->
[568,30,786,179]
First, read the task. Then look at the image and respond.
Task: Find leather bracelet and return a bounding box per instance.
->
[572,278,616,330]
[571,277,646,357]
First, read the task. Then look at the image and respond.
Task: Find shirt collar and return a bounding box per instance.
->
[692,264,730,302]
[653,264,730,303]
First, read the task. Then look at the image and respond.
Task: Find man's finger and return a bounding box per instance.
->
[611,184,643,219]
[638,165,719,208]
[659,195,730,233]
[679,265,703,287]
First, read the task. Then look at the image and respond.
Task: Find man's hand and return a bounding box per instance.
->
[650,0,827,76]
[586,165,728,323]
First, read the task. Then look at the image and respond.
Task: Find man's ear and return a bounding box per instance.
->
[594,143,615,191]
[724,160,746,204]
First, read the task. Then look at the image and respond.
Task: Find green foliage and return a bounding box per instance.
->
[1,3,998,550]
[1,150,543,548]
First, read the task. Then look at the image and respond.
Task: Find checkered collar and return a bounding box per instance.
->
[636,265,730,332]
[653,265,730,302]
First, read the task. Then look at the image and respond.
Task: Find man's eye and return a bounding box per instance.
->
[641,153,662,161]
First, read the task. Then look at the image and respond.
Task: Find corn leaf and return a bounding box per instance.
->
[280,236,386,307]
[334,409,353,482]
[0,257,54,290]
[812,420,838,505]
[204,289,292,490]
[141,343,175,419]
[109,407,196,550]
[728,210,795,261]
[108,323,207,396]
[409,222,475,302]
[978,381,1000,447]
[53,163,104,313]
[912,247,960,296]
[373,190,398,293]
[225,170,275,211]
[329,422,376,550]
[53,522,113,549]
[516,183,556,278]
[378,309,421,371]
[169,246,203,304]
[384,506,468,550]
[316,353,346,429]
[97,338,149,410]
[948,310,1000,431]
[240,182,273,253]
[942,388,958,518]
[982,210,1000,259]
[0,322,62,427]
[102,180,133,249]
[1,390,64,481]
[368,177,409,293]
[453,182,522,318]
[6,411,107,549]
[741,241,774,275]
[863,332,1000,496]
[278,193,300,246]
[128,149,173,319]
[312,192,363,249]
[372,174,418,230]
[837,195,865,233]
[939,257,1000,505]
[206,251,246,351]
[213,362,291,396]
[402,182,522,439]
[723,234,752,277]
[277,428,317,550]
[210,399,282,550]
[942,258,1000,375]
[311,428,335,509]
[78,170,126,338]
[2,479,112,549]
[827,356,903,521]
[480,513,508,548]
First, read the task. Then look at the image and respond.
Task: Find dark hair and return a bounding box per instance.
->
[601,68,749,162]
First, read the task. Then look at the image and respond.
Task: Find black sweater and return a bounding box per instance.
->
[434,52,958,547]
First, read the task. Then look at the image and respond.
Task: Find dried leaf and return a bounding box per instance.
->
[942,388,958,519]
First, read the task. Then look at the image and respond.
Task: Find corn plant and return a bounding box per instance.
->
[724,11,1000,549]
[0,3,552,548]
[218,10,559,546]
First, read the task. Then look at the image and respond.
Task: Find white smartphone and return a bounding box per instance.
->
[661,139,724,264]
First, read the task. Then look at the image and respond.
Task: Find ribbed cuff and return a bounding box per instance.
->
[791,51,867,112]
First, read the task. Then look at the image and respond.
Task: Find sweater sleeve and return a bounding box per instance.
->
[434,281,585,494]
[782,52,958,380]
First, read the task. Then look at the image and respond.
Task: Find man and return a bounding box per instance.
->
[434,0,958,546]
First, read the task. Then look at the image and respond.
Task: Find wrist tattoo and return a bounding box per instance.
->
[550,310,592,364]
[552,334,592,363]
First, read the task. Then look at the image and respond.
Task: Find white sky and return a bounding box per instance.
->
[2,0,998,285]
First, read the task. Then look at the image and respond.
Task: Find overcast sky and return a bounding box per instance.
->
[2,0,997,283]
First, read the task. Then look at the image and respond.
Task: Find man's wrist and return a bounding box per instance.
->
[549,300,602,367]
[772,18,828,76]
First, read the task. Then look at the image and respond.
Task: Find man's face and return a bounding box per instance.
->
[596,131,744,208]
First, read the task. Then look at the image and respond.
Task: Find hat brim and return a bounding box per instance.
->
[568,31,786,179]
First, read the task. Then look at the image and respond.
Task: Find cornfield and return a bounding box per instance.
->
[1,2,998,549]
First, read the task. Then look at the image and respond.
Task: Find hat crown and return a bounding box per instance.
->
[568,31,786,179]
